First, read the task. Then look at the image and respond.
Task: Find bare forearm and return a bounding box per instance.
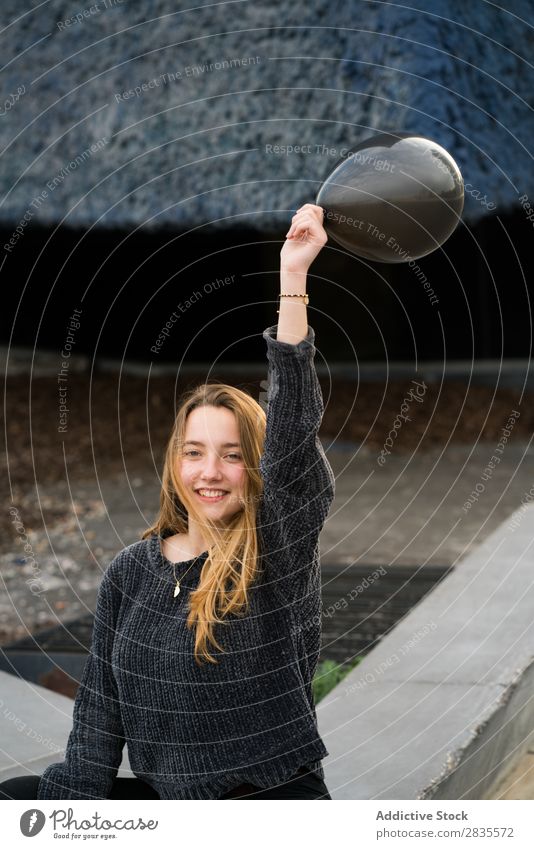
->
[277,203,327,343]
[276,267,308,344]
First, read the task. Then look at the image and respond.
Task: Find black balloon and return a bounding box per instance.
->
[315,132,464,263]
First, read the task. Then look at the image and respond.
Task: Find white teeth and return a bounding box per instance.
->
[197,489,227,497]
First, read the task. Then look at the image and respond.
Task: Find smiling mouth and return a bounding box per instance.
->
[195,489,229,501]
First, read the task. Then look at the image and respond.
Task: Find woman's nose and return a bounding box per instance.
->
[201,455,223,477]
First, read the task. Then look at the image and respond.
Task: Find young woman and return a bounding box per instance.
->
[0,204,335,800]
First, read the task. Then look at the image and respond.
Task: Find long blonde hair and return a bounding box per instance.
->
[142,382,267,666]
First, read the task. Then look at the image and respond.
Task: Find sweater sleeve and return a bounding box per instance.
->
[37,556,126,800]
[258,324,336,602]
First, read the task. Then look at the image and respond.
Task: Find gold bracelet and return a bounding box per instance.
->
[277,292,309,313]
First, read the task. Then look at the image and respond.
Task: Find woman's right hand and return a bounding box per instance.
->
[280,204,328,273]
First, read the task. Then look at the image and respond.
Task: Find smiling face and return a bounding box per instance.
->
[177,405,247,526]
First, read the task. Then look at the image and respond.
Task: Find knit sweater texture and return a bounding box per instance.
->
[37,324,336,800]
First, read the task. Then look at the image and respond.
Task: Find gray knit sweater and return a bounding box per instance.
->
[37,324,336,800]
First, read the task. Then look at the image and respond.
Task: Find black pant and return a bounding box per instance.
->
[0,775,159,800]
[0,769,331,800]
[219,766,332,799]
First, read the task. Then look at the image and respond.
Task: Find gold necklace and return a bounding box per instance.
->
[172,558,199,597]
[171,551,209,597]
[160,535,203,598]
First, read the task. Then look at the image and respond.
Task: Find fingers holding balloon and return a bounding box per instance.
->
[286,207,327,243]
[281,204,328,271]
[292,203,324,220]
[286,213,313,240]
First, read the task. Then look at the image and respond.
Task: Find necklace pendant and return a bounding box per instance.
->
[173,582,180,598]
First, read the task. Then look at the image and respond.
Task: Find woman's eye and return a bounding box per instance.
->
[184,450,241,460]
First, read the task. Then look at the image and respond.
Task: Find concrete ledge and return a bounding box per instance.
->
[318,504,534,799]
[431,658,534,799]
[0,670,134,783]
[3,345,534,384]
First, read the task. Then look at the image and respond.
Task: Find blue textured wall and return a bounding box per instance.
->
[0,0,532,233]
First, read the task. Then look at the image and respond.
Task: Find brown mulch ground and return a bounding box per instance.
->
[2,371,532,540]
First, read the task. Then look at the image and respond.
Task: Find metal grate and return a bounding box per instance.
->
[0,563,452,695]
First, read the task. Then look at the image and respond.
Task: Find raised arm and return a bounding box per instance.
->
[37,556,126,799]
[257,206,335,602]
[262,202,331,499]
[277,203,328,345]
